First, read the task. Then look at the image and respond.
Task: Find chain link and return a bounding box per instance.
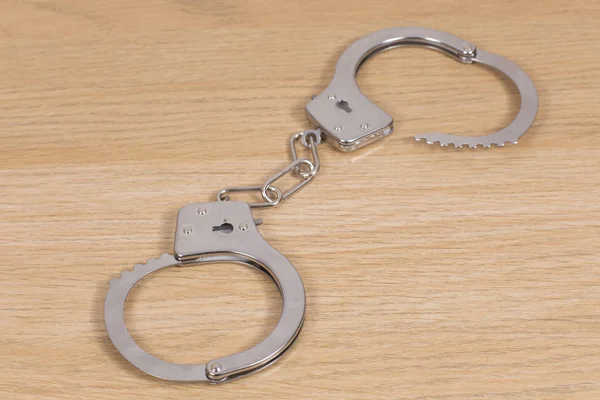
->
[290,130,320,179]
[260,158,315,203]
[217,186,283,208]
[217,129,323,208]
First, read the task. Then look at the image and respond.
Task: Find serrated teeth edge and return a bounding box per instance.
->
[108,254,175,285]
[415,135,517,149]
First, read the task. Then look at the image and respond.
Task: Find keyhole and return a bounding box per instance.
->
[336,100,352,113]
[212,222,234,234]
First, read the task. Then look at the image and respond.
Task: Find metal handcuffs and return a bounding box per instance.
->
[105,201,304,383]
[306,26,538,150]
[104,27,538,384]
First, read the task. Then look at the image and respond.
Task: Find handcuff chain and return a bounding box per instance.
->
[217,129,323,208]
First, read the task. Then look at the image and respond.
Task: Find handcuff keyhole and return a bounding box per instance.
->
[336,99,353,113]
[212,222,234,234]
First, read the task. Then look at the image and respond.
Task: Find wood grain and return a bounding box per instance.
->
[1,0,599,398]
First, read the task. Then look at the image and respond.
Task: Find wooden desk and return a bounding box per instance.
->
[1,1,599,398]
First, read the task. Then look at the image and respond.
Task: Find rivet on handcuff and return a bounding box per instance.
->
[104,27,538,384]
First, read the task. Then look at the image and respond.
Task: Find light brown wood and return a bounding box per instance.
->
[1,1,599,398]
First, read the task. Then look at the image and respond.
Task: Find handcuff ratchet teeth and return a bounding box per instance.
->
[104,27,538,384]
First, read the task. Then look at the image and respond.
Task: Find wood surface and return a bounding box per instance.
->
[1,1,599,399]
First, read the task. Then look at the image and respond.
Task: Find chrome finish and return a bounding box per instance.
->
[104,201,305,384]
[290,130,320,179]
[261,158,315,203]
[217,130,322,209]
[300,128,323,148]
[306,27,538,150]
[217,186,283,208]
[105,27,539,386]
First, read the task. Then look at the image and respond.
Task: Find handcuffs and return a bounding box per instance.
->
[104,27,538,384]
